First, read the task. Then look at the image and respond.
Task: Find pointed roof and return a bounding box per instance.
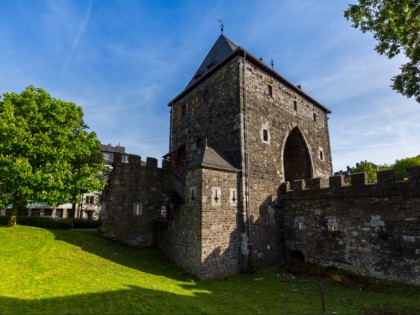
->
[185,35,238,89]
[186,146,240,172]
[168,35,331,114]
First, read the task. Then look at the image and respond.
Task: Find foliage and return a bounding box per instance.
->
[73,218,101,229]
[349,156,419,182]
[351,160,381,182]
[393,155,420,180]
[344,0,420,103]
[0,226,419,314]
[0,216,73,229]
[0,86,105,226]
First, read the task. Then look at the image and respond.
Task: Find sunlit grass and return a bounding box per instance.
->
[0,226,418,314]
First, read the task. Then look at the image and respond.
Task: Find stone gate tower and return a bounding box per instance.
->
[101,34,333,279]
[161,35,332,277]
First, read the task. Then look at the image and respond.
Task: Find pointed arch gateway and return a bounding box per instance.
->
[283,127,312,183]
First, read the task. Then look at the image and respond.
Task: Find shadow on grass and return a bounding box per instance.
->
[50,229,189,281]
[0,285,213,315]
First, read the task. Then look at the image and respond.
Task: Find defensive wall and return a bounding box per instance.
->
[100,153,172,246]
[279,166,420,285]
[101,153,419,283]
[101,152,244,279]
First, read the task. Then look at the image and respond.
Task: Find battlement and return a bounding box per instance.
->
[112,152,171,170]
[280,166,420,198]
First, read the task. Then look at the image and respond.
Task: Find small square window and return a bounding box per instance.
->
[268,84,273,97]
[293,100,298,111]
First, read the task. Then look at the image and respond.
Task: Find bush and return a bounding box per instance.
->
[0,216,9,225]
[0,216,73,229]
[72,219,101,229]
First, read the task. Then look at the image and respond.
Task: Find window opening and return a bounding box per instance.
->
[268,84,273,97]
[263,129,268,142]
[204,90,209,104]
[313,113,317,122]
[293,100,298,111]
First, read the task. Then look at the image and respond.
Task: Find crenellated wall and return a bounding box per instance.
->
[100,153,172,246]
[280,166,420,284]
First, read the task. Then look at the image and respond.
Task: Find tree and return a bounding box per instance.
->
[0,86,105,226]
[351,160,380,182]
[344,0,420,103]
[393,155,420,180]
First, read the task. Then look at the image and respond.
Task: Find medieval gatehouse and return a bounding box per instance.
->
[100,35,419,284]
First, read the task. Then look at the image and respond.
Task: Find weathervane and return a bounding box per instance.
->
[218,18,224,34]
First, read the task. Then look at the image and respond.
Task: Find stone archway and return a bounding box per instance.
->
[283,127,312,183]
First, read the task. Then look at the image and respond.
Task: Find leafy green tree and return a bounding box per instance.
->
[393,155,420,180]
[344,0,420,103]
[351,160,379,182]
[0,86,105,226]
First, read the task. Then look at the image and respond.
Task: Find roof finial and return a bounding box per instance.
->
[217,18,224,34]
[270,58,274,70]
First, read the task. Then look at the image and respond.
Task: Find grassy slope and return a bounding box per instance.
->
[0,226,418,314]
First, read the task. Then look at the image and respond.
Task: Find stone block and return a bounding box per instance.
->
[377,169,395,184]
[351,172,367,187]
[329,175,343,188]
[146,157,158,169]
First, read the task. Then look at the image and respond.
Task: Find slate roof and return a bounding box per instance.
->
[186,146,240,172]
[168,34,331,114]
[186,35,238,89]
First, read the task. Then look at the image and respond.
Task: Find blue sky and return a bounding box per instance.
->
[1,0,419,172]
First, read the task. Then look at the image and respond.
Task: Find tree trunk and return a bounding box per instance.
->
[8,195,20,227]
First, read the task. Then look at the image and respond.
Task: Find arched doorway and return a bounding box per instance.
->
[283,127,312,183]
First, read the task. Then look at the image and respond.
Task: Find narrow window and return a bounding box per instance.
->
[204,90,209,104]
[319,150,324,161]
[293,100,298,111]
[313,113,317,122]
[133,203,143,216]
[182,105,186,117]
[263,129,268,142]
[268,84,273,97]
[229,189,237,207]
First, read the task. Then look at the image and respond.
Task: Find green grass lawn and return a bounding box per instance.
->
[0,226,418,314]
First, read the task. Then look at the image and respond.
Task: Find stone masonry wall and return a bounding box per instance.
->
[200,168,242,279]
[100,153,171,246]
[240,59,332,267]
[280,166,420,284]
[170,57,242,162]
[156,168,202,276]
